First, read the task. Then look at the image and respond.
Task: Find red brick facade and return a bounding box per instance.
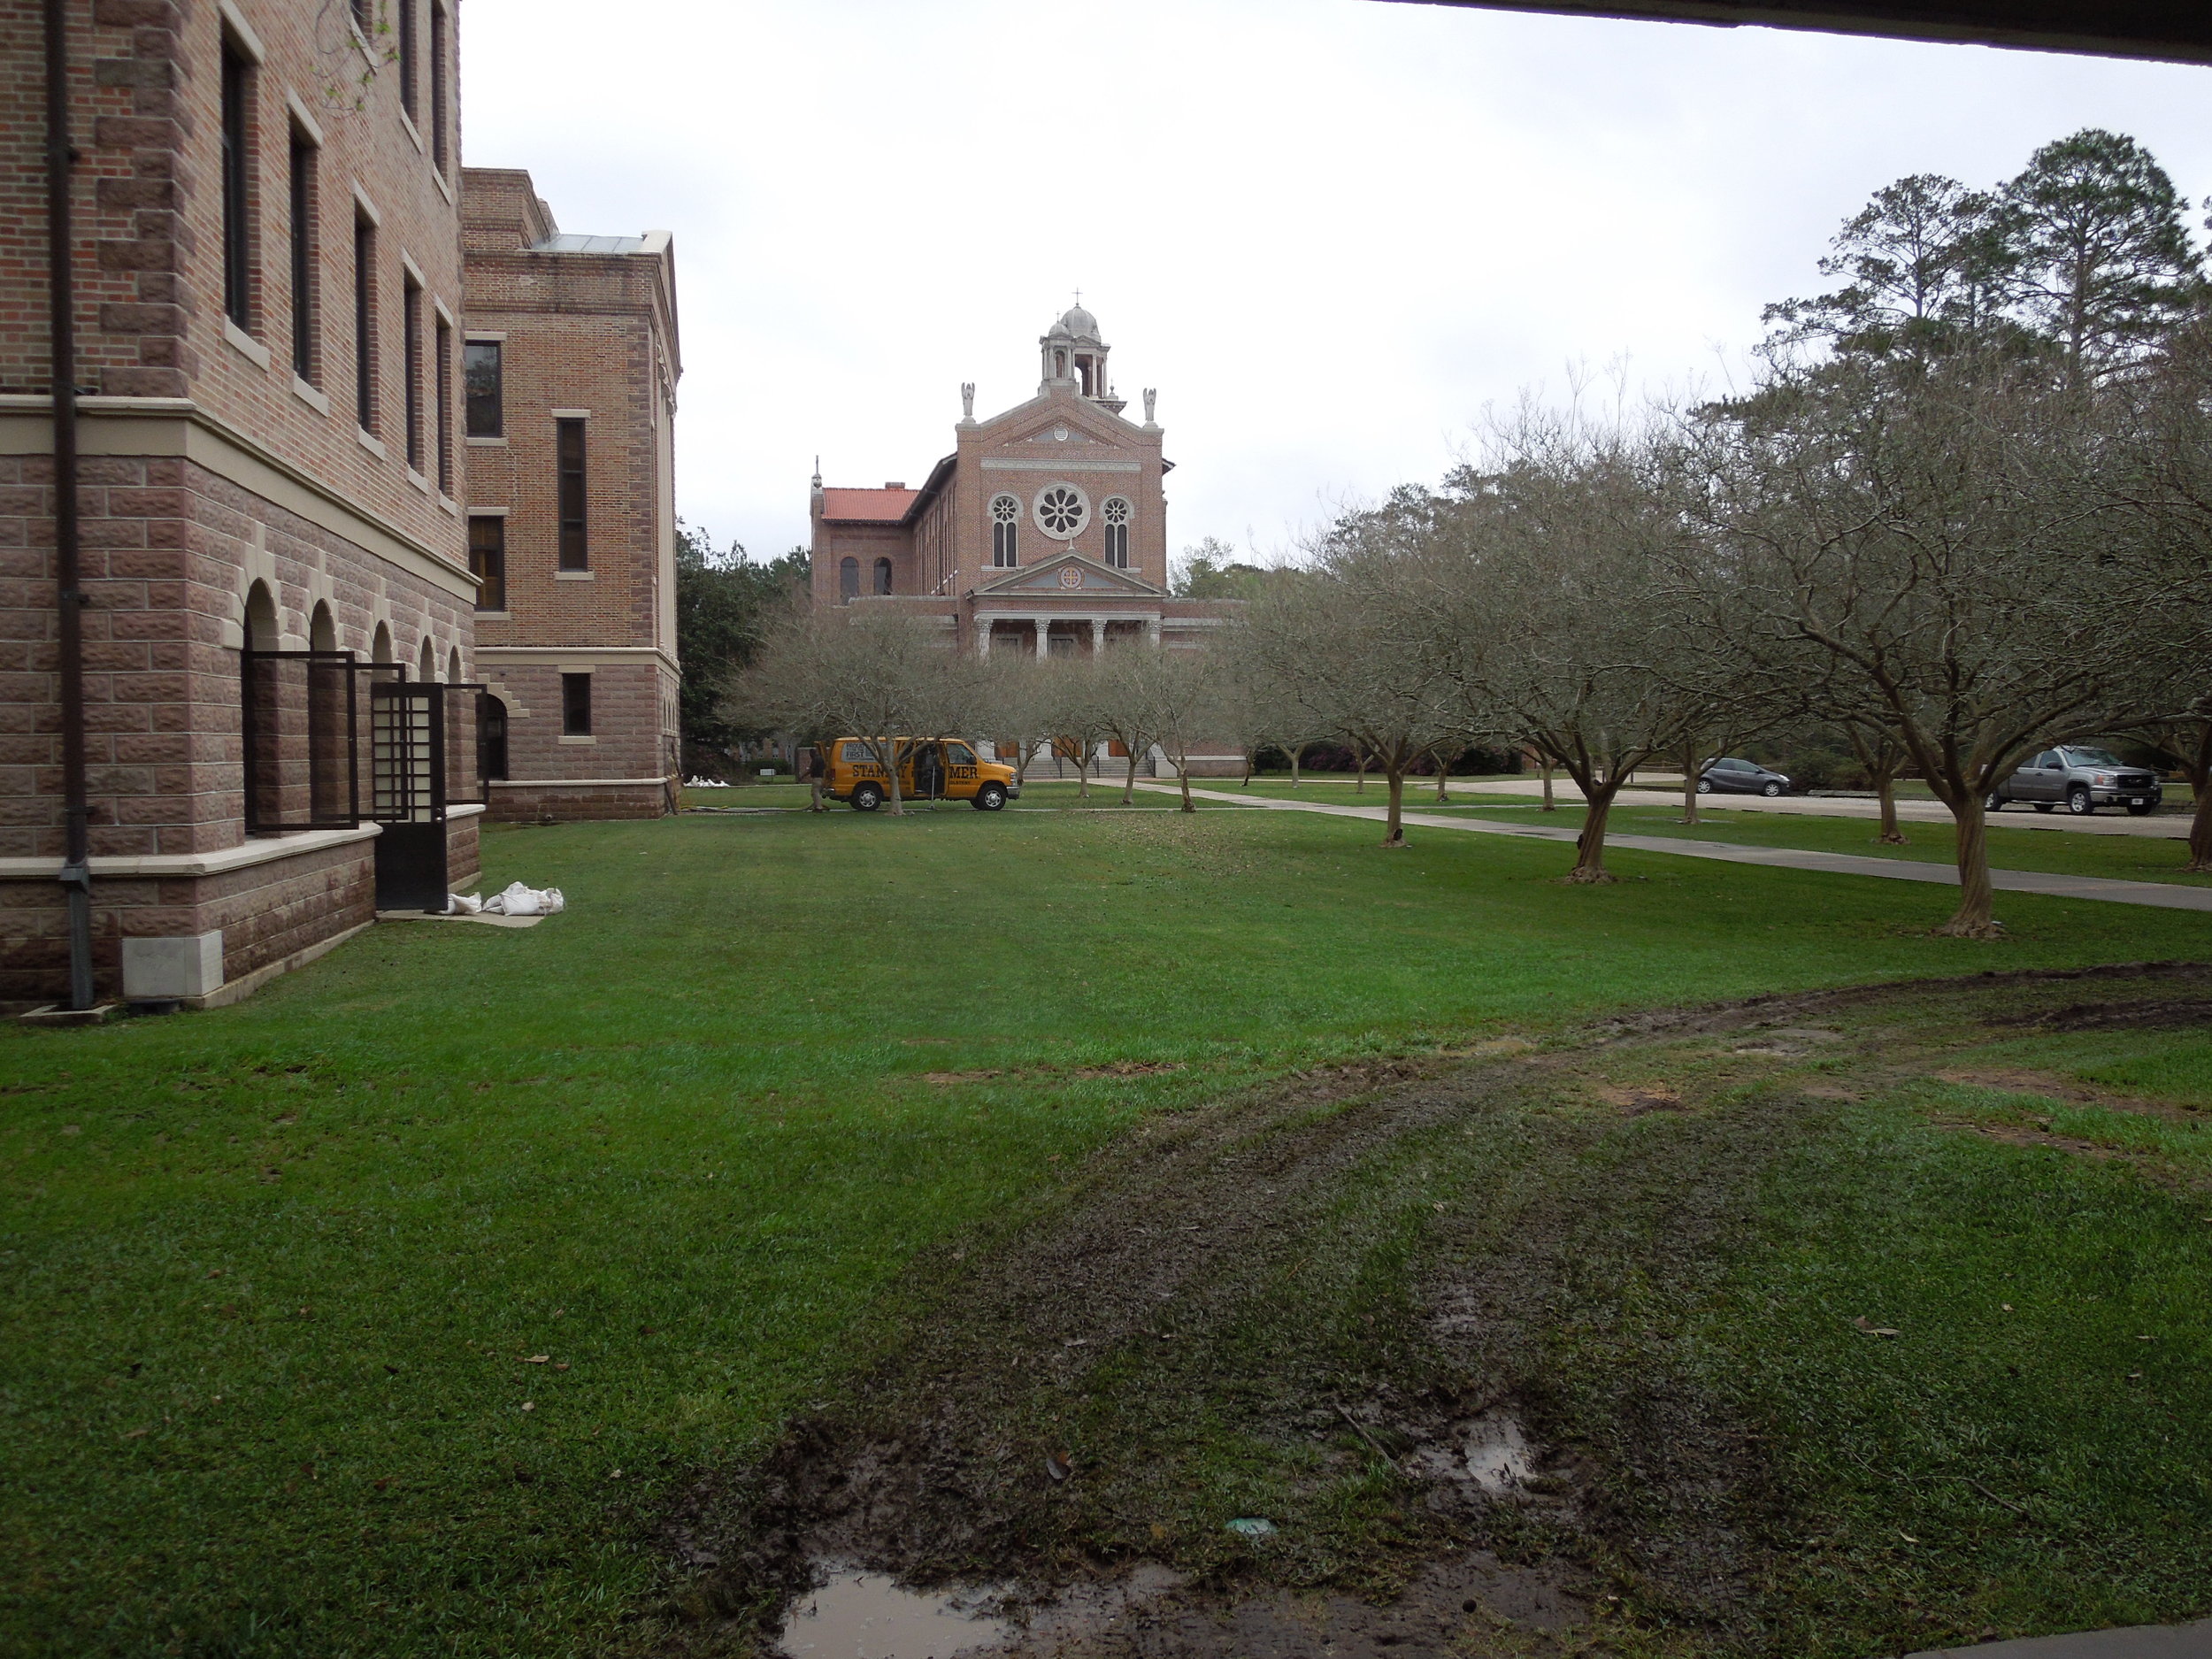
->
[459,168,680,822]
[3,0,481,1007]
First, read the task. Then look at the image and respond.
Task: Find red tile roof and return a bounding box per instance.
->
[819,488,918,523]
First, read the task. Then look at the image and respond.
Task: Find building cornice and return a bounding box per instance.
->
[0,396,477,603]
[475,644,682,674]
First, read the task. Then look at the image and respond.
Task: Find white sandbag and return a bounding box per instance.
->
[484,880,565,917]
[447,892,483,915]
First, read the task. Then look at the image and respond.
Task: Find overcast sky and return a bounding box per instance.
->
[457,0,2211,568]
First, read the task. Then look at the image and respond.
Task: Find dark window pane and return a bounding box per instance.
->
[398,0,417,117]
[288,131,313,379]
[429,4,449,173]
[873,557,892,595]
[402,278,422,469]
[556,419,588,569]
[468,516,505,611]
[353,219,375,432]
[220,43,250,329]
[561,672,592,736]
[464,341,502,436]
[838,557,858,601]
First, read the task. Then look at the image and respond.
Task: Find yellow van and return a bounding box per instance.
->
[819,738,1020,811]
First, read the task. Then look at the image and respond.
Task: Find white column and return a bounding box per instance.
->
[1033,617,1050,658]
[975,616,993,658]
[1089,617,1105,654]
[1145,616,1163,647]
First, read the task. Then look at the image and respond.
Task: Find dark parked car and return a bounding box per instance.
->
[1698,757,1790,797]
[1987,746,2162,817]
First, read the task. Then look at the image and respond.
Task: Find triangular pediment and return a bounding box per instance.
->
[973,551,1164,598]
[976,388,1140,449]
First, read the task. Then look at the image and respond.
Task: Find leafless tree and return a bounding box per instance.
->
[728,610,979,818]
[1691,347,2167,934]
[1236,521,1466,848]
[1034,656,1119,803]
[1425,407,1734,882]
[1096,641,1220,812]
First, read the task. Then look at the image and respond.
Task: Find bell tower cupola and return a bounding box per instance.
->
[1038,296,1126,414]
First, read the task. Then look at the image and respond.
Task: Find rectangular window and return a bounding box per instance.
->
[397,0,418,119]
[353,216,376,431]
[561,672,592,736]
[350,0,371,33]
[429,4,450,174]
[467,516,505,611]
[556,418,588,570]
[402,273,423,469]
[219,40,251,329]
[288,128,315,380]
[434,315,453,491]
[464,340,502,435]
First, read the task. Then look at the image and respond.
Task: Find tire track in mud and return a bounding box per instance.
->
[654,962,2212,1657]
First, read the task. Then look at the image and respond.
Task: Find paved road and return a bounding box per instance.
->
[1139,785,2212,915]
[1907,1619,2212,1657]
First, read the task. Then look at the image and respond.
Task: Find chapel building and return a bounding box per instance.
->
[810,305,1233,660]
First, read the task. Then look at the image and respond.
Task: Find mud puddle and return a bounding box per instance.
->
[777,1568,1008,1657]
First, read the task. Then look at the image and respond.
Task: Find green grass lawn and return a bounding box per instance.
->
[7,805,2212,1656]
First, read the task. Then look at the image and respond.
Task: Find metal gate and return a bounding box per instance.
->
[369,678,490,910]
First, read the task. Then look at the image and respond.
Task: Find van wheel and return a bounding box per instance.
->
[2066,786,2094,816]
[973,782,1007,811]
[851,781,883,811]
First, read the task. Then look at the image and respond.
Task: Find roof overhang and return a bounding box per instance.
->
[1381,0,2212,64]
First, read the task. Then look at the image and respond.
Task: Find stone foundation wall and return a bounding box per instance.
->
[487,781,670,822]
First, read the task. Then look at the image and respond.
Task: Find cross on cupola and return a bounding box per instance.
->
[1039,298,1126,414]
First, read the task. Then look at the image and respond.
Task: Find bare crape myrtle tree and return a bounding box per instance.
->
[1425,406,1737,883]
[1235,493,1467,849]
[1689,348,2162,936]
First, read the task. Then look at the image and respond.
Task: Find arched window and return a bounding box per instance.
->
[448,646,462,684]
[1102,497,1131,568]
[372,621,394,665]
[839,556,859,602]
[308,602,345,820]
[419,635,437,682]
[990,495,1020,568]
[873,557,893,595]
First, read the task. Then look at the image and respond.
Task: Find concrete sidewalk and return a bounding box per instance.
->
[1414,777,2193,841]
[1906,1618,2212,1656]
[1141,785,2212,914]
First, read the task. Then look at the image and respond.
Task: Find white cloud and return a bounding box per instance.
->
[458,0,2212,563]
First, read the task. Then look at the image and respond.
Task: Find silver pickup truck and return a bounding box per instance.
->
[1987,746,2162,817]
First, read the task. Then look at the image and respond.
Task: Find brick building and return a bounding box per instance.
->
[1,0,488,1011]
[458,168,680,821]
[812,303,1235,662]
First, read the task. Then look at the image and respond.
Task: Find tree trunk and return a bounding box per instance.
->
[1933,791,2001,938]
[1540,760,1556,812]
[1076,741,1091,801]
[1354,747,1368,794]
[1567,778,1620,884]
[1124,748,1140,806]
[1384,768,1407,847]
[1240,745,1254,788]
[1679,737,1699,826]
[1433,750,1450,803]
[2183,724,2212,872]
[885,741,906,817]
[1873,767,1905,844]
[1289,741,1303,788]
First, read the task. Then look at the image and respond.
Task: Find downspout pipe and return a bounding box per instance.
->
[46,0,96,1010]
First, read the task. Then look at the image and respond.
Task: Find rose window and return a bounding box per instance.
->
[990,495,1019,525]
[1033,484,1088,539]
